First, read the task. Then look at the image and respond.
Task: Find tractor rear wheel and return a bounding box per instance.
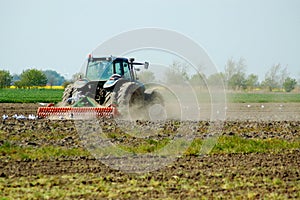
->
[116,82,145,119]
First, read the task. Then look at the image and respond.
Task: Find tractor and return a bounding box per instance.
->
[37,55,164,119]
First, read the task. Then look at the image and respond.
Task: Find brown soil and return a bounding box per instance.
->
[0,103,299,199]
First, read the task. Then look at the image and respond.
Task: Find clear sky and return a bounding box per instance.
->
[0,0,299,80]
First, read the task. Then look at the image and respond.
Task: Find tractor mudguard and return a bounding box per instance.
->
[103,74,122,89]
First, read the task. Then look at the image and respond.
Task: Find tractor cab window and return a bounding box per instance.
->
[122,62,131,79]
[114,61,130,79]
[86,60,113,81]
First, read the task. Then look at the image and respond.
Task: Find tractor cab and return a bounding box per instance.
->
[86,56,132,81]
[85,55,149,83]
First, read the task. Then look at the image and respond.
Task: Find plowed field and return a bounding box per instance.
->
[0,103,299,199]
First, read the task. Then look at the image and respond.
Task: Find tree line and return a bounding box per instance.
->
[139,58,299,92]
[0,69,66,89]
[1,58,299,92]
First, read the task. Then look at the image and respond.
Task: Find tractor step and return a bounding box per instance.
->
[37,106,115,119]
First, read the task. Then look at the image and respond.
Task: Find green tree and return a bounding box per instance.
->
[207,72,225,87]
[283,77,297,92]
[16,69,48,88]
[224,58,247,90]
[228,73,247,90]
[14,80,25,89]
[262,64,287,91]
[0,70,12,88]
[43,70,66,86]
[245,74,259,90]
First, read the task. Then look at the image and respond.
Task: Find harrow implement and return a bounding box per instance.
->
[37,106,115,119]
[37,95,117,119]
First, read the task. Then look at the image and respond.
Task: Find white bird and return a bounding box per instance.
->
[247,104,251,108]
[261,105,265,108]
[28,114,36,120]
[16,115,26,120]
[2,114,8,120]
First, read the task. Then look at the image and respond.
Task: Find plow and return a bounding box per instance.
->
[37,55,164,120]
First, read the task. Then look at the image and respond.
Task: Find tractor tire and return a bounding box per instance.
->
[101,78,127,107]
[116,82,145,119]
[101,90,116,107]
[62,84,77,105]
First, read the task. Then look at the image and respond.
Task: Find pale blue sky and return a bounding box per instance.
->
[0,0,299,80]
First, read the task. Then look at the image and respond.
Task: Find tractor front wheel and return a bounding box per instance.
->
[62,84,77,105]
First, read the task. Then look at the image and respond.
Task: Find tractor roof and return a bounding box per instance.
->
[88,55,128,62]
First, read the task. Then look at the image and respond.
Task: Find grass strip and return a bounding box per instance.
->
[211,135,300,154]
[0,142,89,161]
[1,136,299,161]
[227,93,300,103]
[0,88,63,103]
[0,164,299,199]
[1,88,300,103]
